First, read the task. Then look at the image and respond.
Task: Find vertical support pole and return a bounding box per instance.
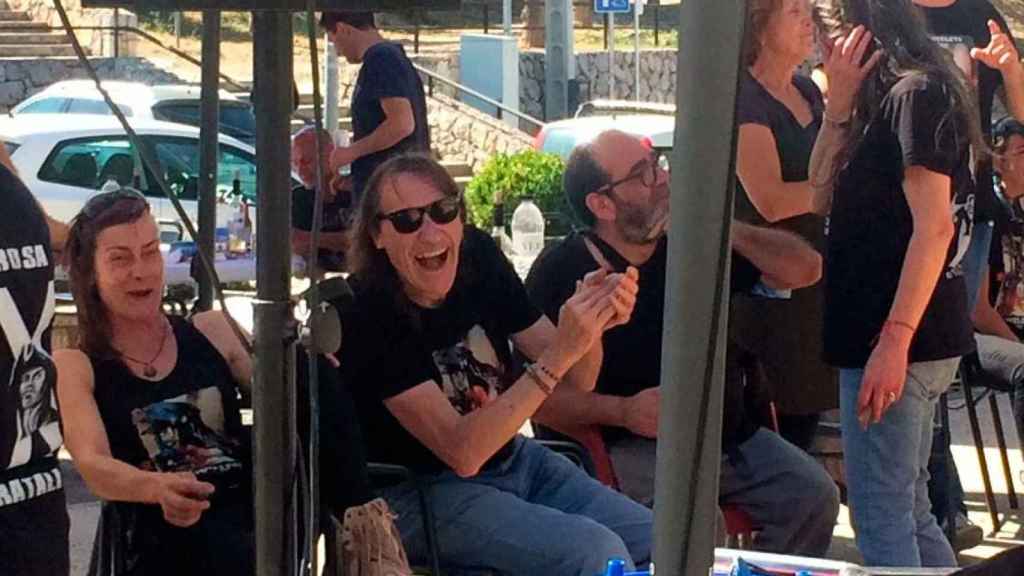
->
[197,10,220,313]
[608,12,615,99]
[653,1,746,575]
[113,7,120,59]
[654,4,659,46]
[174,11,182,48]
[634,5,640,102]
[503,0,513,36]
[325,33,340,141]
[414,12,421,54]
[252,11,297,576]
[545,0,573,120]
[484,2,490,35]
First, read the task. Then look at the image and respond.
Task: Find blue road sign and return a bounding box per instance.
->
[594,0,631,14]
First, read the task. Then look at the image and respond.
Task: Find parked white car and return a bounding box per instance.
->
[533,99,675,160]
[0,114,262,232]
[11,81,256,146]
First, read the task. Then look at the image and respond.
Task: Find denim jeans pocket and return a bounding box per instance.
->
[906,357,961,401]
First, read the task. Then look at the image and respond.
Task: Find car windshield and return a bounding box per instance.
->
[152,101,257,144]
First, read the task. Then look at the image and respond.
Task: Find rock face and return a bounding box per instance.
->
[0,57,185,111]
[520,49,679,119]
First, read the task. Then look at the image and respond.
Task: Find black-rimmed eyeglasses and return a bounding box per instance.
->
[595,152,668,196]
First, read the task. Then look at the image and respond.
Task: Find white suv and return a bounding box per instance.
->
[11,81,256,146]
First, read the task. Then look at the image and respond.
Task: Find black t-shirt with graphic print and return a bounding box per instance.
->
[920,0,1012,222]
[987,193,1024,337]
[351,42,430,196]
[824,73,975,368]
[339,226,542,475]
[0,163,68,576]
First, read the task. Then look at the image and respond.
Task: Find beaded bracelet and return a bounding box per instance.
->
[524,363,555,395]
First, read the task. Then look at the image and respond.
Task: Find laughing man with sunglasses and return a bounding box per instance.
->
[334,154,655,575]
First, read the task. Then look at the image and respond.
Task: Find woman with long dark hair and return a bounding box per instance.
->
[812,0,983,567]
[337,154,653,575]
[54,189,256,574]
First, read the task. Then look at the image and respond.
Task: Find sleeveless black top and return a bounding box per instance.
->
[91,316,247,490]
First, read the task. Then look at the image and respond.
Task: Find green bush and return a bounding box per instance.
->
[465,150,573,237]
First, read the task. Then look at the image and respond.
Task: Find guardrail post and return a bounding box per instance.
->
[654,4,660,46]
[113,7,119,58]
[414,11,421,54]
[484,2,490,34]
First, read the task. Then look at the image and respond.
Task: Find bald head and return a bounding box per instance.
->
[563,130,653,228]
[292,127,335,189]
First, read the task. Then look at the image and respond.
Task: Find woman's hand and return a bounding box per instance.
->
[149,472,216,528]
[857,328,911,429]
[824,25,883,123]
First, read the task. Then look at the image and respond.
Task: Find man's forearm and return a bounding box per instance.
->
[808,118,849,215]
[351,117,413,161]
[732,221,821,289]
[533,387,628,438]
[975,300,1021,342]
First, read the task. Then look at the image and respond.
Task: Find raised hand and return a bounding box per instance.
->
[971,19,1022,77]
[824,25,883,123]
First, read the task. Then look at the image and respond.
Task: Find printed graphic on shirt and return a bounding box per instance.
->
[0,282,60,472]
[932,35,979,89]
[431,325,515,414]
[996,227,1024,331]
[949,193,975,279]
[132,387,242,485]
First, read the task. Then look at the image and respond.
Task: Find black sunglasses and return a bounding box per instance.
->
[595,152,667,196]
[377,196,462,234]
[80,187,148,220]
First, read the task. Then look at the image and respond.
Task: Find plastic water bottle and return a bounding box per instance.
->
[510,196,544,277]
[335,130,351,176]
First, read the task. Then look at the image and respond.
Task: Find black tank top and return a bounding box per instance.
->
[91,316,247,490]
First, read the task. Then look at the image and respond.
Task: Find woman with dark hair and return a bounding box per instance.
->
[811,0,984,567]
[53,189,256,575]
[732,0,840,451]
[337,154,653,575]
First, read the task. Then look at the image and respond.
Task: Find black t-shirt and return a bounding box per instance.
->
[920,0,1011,222]
[525,231,761,450]
[732,71,836,414]
[91,317,248,492]
[987,192,1024,337]
[339,227,542,474]
[0,164,63,504]
[290,185,354,272]
[825,73,975,367]
[351,42,431,196]
[0,166,68,575]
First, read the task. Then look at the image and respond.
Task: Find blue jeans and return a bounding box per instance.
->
[840,358,961,568]
[380,437,653,576]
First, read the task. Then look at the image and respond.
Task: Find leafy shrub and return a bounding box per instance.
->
[465,150,573,237]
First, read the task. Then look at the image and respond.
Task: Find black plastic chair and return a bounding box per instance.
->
[959,353,1020,533]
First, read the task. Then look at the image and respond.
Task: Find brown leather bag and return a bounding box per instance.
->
[334,498,413,576]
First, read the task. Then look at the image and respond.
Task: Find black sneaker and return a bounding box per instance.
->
[943,513,983,552]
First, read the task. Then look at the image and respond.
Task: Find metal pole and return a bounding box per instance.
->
[252,11,297,576]
[608,12,614,100]
[633,5,640,102]
[113,7,119,58]
[503,0,512,36]
[325,33,340,141]
[653,1,746,575]
[174,11,182,47]
[197,10,220,313]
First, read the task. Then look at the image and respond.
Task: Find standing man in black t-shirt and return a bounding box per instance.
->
[320,11,430,199]
[0,159,69,575]
[290,126,353,273]
[526,130,839,557]
[911,0,1024,548]
[973,117,1024,449]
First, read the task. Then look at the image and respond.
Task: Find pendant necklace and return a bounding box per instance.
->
[118,320,170,378]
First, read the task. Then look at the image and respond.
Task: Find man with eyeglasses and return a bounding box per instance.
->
[525,130,839,556]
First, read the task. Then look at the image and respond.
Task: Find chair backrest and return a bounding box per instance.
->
[60,153,98,188]
[98,153,133,187]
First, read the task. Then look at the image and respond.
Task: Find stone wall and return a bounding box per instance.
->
[427,92,532,170]
[0,57,187,111]
[4,0,119,54]
[520,49,678,120]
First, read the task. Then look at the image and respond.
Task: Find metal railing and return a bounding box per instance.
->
[414,63,545,132]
